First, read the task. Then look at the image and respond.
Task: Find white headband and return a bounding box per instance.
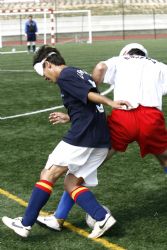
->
[119,43,148,57]
[34,52,57,76]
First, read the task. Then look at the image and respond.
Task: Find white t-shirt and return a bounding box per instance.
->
[103,55,167,110]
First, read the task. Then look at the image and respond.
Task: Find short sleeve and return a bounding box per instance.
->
[103,57,118,85]
[58,68,96,103]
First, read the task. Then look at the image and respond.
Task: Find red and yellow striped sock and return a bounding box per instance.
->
[35,179,53,194]
[71,186,89,202]
[22,180,53,226]
[70,186,107,221]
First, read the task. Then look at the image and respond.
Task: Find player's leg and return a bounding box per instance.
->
[64,147,116,238]
[37,148,114,230]
[65,173,116,239]
[2,141,76,236]
[65,173,108,222]
[37,142,102,232]
[155,149,167,173]
[55,191,74,220]
[37,141,76,230]
[37,168,84,230]
[32,41,36,53]
[105,147,116,161]
[37,190,75,230]
[138,106,167,173]
[27,41,31,53]
[39,146,116,238]
[2,165,67,237]
[31,33,37,52]
[26,33,32,52]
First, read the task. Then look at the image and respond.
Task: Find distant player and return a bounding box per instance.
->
[2,45,130,239]
[36,43,167,232]
[25,15,38,53]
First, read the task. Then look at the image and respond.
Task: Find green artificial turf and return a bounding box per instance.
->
[0,39,167,250]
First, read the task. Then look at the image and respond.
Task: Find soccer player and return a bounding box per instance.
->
[2,45,130,239]
[36,43,167,232]
[25,15,38,53]
[93,43,167,167]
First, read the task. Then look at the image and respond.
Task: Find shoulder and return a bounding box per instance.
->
[145,57,164,67]
[101,56,119,70]
[103,56,119,65]
[61,67,84,77]
[58,67,77,81]
[61,66,75,75]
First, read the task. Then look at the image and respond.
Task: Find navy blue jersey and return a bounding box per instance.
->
[25,20,38,34]
[57,67,111,148]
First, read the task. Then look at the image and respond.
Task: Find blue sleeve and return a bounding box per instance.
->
[59,69,96,104]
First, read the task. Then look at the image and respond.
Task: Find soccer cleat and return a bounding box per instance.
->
[88,213,116,239]
[2,216,31,237]
[37,215,64,231]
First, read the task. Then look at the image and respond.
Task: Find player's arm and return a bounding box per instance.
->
[49,112,70,125]
[92,62,108,85]
[25,22,28,35]
[88,91,132,109]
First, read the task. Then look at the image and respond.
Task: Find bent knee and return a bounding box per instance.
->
[40,165,67,183]
[64,174,84,193]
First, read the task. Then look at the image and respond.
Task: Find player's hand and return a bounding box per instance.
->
[49,112,70,124]
[110,100,133,109]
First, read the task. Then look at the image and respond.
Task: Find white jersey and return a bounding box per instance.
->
[103,55,167,110]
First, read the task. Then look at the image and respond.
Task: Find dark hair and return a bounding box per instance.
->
[33,45,66,66]
[128,48,146,56]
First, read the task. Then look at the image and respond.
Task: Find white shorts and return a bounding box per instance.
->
[45,141,108,187]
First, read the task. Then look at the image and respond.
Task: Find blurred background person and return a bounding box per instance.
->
[25,15,38,53]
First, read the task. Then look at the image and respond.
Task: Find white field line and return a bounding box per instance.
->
[0,69,34,72]
[0,50,27,54]
[0,105,64,120]
[0,86,113,120]
[101,85,114,96]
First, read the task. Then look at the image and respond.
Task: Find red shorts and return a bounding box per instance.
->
[107,105,167,157]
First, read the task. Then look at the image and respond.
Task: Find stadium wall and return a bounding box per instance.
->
[1,11,167,46]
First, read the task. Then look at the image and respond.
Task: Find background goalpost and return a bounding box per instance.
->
[0,9,92,49]
[52,10,92,44]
